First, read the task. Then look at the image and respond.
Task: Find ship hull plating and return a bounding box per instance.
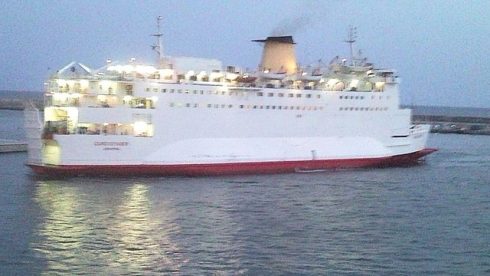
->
[29,148,437,177]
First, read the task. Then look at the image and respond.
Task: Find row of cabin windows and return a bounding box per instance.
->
[146,87,388,101]
[339,107,389,111]
[169,102,324,111]
[340,95,390,100]
[256,92,321,99]
[146,87,326,99]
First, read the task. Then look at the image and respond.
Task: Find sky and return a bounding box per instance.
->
[1,0,489,108]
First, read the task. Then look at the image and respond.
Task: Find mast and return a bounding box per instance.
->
[344,26,357,66]
[151,16,165,68]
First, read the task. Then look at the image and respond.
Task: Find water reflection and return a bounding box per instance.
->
[32,181,183,274]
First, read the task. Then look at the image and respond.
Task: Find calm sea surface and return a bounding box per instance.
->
[0,109,489,275]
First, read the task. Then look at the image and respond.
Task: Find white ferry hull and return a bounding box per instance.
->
[28,148,436,176]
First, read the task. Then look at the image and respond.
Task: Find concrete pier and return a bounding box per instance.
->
[413,115,490,135]
[0,139,27,153]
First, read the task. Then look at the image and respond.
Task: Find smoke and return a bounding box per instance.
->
[270,16,312,36]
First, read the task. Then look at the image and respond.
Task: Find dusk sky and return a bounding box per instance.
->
[1,0,489,108]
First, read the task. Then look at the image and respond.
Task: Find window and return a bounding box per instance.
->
[288,93,294,98]
[153,88,158,92]
[146,88,150,92]
[278,93,284,97]
[257,92,263,96]
[161,89,166,93]
[268,93,274,97]
[170,89,175,93]
[296,94,302,98]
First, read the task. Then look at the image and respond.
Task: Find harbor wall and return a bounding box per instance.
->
[0,98,44,110]
[413,115,490,135]
[0,139,27,153]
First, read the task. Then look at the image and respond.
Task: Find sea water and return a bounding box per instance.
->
[0,109,489,275]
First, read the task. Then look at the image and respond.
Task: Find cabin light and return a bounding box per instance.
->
[79,79,89,89]
[264,69,270,73]
[375,82,385,90]
[99,80,114,90]
[57,79,66,86]
[103,123,109,126]
[135,65,157,75]
[133,121,148,133]
[151,96,158,102]
[130,57,136,63]
[327,78,340,86]
[106,59,112,64]
[197,71,207,80]
[350,79,359,87]
[302,72,307,76]
[53,93,68,100]
[225,72,238,81]
[160,68,174,77]
[185,70,196,79]
[209,71,223,80]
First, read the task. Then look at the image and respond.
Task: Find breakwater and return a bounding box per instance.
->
[413,115,490,135]
[0,98,43,110]
[0,139,27,153]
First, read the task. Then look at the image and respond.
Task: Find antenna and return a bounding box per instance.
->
[344,25,357,66]
[151,16,165,67]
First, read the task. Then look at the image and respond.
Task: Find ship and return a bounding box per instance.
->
[24,18,436,176]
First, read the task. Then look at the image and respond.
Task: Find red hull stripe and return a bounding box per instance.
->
[28,148,437,176]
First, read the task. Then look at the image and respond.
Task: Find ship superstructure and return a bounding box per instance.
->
[25,21,436,176]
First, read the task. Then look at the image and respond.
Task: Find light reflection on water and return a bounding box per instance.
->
[32,181,184,274]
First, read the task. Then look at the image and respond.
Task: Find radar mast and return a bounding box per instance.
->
[151,16,165,68]
[344,26,357,66]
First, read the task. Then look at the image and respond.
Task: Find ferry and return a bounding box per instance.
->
[24,18,436,176]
